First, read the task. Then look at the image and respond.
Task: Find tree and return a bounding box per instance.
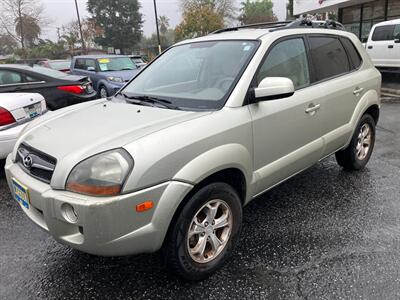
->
[61,18,102,52]
[141,29,175,57]
[158,15,169,36]
[239,0,278,25]
[87,0,143,54]
[15,14,41,47]
[175,5,224,40]
[0,0,43,48]
[0,34,18,55]
[180,0,236,22]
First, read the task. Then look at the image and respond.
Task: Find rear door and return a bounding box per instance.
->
[307,35,363,157]
[366,24,395,67]
[0,69,25,92]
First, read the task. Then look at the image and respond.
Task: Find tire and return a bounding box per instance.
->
[165,182,242,281]
[335,114,376,170]
[98,85,108,98]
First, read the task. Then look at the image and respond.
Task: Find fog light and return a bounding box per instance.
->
[61,203,78,223]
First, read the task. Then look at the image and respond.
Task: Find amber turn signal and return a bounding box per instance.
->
[136,201,154,212]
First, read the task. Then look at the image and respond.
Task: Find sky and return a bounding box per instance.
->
[41,0,287,41]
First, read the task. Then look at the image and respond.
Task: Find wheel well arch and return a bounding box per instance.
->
[162,168,246,247]
[364,104,380,124]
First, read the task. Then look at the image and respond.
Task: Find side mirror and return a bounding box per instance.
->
[87,66,96,72]
[394,34,400,43]
[253,77,295,102]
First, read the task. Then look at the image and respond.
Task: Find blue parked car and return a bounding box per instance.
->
[70,55,140,98]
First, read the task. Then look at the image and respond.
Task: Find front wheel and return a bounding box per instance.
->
[165,182,242,281]
[98,85,108,99]
[335,114,376,170]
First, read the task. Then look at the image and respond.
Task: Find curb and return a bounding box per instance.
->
[381,88,400,96]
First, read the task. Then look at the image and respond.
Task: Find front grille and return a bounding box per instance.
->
[16,144,57,183]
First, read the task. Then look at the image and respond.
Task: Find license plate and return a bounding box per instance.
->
[24,104,41,119]
[12,178,30,209]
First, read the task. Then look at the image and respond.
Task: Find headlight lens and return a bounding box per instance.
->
[66,149,133,196]
[107,76,124,83]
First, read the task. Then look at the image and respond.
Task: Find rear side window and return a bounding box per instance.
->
[0,70,23,85]
[257,38,310,90]
[372,25,395,41]
[340,38,362,69]
[74,58,86,70]
[309,36,350,82]
[394,24,400,39]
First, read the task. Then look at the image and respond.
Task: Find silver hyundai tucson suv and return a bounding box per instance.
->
[5,20,381,280]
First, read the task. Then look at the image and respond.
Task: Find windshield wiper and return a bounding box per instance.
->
[119,92,181,110]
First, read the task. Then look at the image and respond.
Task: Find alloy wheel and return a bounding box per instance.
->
[187,199,232,264]
[356,123,372,160]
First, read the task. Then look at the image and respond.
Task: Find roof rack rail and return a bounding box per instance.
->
[212,19,345,35]
[282,19,345,30]
[212,21,292,34]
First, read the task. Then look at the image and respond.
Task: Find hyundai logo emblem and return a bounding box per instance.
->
[23,155,33,168]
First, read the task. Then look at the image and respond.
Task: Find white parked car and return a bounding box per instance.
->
[0,93,47,159]
[366,19,400,71]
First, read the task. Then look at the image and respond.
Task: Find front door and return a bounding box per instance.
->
[387,24,400,67]
[249,37,324,195]
[366,24,396,67]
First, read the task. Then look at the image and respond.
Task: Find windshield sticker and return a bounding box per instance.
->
[99,64,109,71]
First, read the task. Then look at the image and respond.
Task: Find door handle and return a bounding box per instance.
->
[388,45,394,49]
[305,104,321,114]
[368,46,373,49]
[353,87,364,95]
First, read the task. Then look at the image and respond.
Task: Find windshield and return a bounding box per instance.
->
[121,40,258,110]
[97,57,137,72]
[131,58,145,64]
[32,65,70,79]
[49,61,70,70]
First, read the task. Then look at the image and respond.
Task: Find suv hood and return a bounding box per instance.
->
[19,100,210,162]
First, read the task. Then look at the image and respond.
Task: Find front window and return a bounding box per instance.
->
[120,40,258,110]
[97,57,137,72]
[48,61,70,70]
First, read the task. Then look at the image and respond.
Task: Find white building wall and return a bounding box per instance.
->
[294,0,372,15]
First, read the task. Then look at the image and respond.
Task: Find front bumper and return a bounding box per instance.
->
[105,82,124,96]
[5,155,193,256]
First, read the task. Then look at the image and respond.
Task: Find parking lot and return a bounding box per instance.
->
[0,98,399,299]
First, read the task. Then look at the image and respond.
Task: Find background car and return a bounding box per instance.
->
[129,55,147,68]
[70,55,140,98]
[37,59,71,73]
[0,64,96,110]
[0,93,47,159]
[366,19,400,72]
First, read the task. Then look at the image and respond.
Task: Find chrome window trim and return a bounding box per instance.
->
[0,81,46,87]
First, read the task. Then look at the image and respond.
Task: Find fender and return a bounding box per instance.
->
[344,89,380,148]
[173,143,254,202]
[96,79,109,92]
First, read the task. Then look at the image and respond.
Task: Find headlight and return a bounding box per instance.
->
[66,149,133,196]
[107,76,124,83]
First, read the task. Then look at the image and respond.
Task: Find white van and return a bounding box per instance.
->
[366,19,400,71]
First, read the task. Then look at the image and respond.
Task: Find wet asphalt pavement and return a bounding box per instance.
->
[1,100,400,300]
